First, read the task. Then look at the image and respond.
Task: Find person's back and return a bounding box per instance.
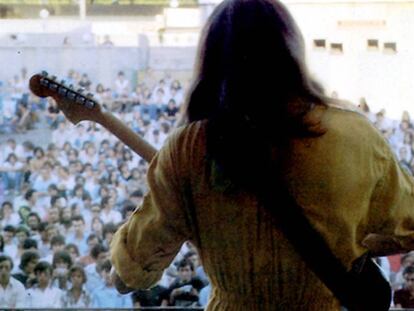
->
[167,104,403,310]
[185,104,395,310]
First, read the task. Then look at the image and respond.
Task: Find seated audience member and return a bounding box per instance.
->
[12,250,39,288]
[91,260,133,308]
[78,234,100,266]
[67,215,89,256]
[2,225,17,259]
[394,266,414,308]
[43,234,66,263]
[132,282,168,307]
[25,261,62,308]
[393,252,414,290]
[161,258,205,307]
[61,265,92,307]
[65,243,80,264]
[0,255,26,308]
[84,244,108,293]
[52,250,73,290]
[0,201,20,228]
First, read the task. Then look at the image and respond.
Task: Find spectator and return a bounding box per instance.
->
[12,250,39,288]
[61,265,92,307]
[84,244,108,293]
[113,71,130,99]
[25,261,62,307]
[101,34,114,47]
[43,234,66,263]
[78,234,100,266]
[90,216,104,239]
[66,216,89,256]
[102,223,117,249]
[65,243,80,264]
[394,266,414,308]
[91,260,132,308]
[0,201,20,228]
[132,282,168,307]
[2,225,17,259]
[100,196,122,225]
[51,250,72,290]
[0,255,25,308]
[161,258,205,307]
[0,153,24,194]
[26,212,41,234]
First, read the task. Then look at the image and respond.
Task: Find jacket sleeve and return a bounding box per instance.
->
[366,145,414,254]
[110,133,191,289]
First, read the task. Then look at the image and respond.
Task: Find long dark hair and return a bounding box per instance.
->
[182,0,329,191]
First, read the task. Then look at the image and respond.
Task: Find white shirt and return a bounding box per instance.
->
[0,213,20,227]
[100,209,122,225]
[3,244,18,260]
[0,277,26,308]
[26,285,62,308]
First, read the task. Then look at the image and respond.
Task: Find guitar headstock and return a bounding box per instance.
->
[29,71,102,125]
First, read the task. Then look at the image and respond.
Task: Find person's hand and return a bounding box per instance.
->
[171,288,182,297]
[110,267,134,294]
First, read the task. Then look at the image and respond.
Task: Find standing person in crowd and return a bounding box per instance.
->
[25,261,62,308]
[0,255,26,308]
[109,0,414,310]
[61,265,92,307]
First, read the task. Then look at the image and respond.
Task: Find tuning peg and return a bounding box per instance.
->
[69,84,74,89]
[86,93,93,98]
[39,77,49,87]
[58,86,68,96]
[85,99,96,109]
[41,71,48,77]
[67,91,77,101]
[75,95,86,105]
[50,75,57,81]
[77,88,85,94]
[60,80,66,86]
[49,82,58,91]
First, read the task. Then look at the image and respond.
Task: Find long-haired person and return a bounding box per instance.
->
[111,0,414,310]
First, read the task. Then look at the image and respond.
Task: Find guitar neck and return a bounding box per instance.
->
[99,111,157,162]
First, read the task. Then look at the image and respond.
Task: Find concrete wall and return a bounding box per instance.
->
[1,46,195,88]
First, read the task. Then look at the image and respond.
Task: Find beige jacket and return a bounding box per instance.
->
[111,104,414,310]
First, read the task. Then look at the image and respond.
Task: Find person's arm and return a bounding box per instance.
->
[110,133,191,290]
[363,147,414,256]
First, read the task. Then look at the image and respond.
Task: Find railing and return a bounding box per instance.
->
[1,308,413,311]
[0,308,204,311]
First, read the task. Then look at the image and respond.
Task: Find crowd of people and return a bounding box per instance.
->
[0,68,414,308]
[0,68,210,308]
